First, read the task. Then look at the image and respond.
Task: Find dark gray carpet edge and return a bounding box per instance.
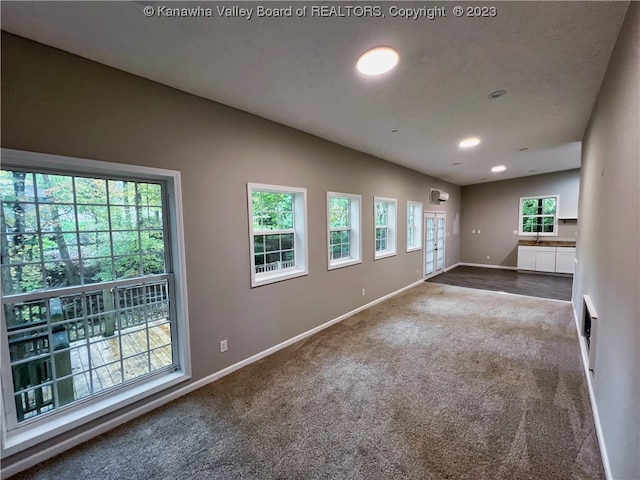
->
[8,283,603,480]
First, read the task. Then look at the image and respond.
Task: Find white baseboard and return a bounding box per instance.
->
[572,305,612,480]
[444,262,461,272]
[1,279,423,479]
[458,262,518,270]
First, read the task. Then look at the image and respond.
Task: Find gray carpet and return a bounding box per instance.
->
[9,283,603,480]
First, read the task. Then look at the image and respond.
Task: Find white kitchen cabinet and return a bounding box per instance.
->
[517,248,536,270]
[535,248,557,272]
[555,247,576,274]
[517,245,575,273]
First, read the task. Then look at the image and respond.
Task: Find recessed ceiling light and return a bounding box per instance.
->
[459,137,481,148]
[491,165,506,173]
[488,90,508,99]
[357,47,399,76]
[452,162,461,166]
[389,128,399,133]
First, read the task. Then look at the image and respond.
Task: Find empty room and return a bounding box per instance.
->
[0,2,638,479]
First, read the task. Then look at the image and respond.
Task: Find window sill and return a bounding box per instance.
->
[374,251,397,260]
[518,233,559,237]
[406,246,422,253]
[252,268,308,287]
[2,370,189,458]
[328,258,362,270]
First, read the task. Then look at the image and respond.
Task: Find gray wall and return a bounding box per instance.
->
[460,169,580,267]
[572,4,639,479]
[0,33,461,466]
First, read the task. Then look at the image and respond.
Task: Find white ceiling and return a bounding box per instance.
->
[1,1,629,185]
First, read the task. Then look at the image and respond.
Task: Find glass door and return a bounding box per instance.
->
[424,215,435,276]
[424,212,445,279]
[436,216,445,271]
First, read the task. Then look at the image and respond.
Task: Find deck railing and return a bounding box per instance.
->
[255,260,295,274]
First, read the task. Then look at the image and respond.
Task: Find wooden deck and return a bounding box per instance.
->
[68,321,173,399]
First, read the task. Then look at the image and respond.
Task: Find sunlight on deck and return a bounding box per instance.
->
[69,322,173,399]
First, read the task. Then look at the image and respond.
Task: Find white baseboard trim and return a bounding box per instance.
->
[444,262,461,272]
[458,262,519,270]
[572,305,612,480]
[1,279,424,479]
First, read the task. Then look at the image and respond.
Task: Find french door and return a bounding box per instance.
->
[424,212,445,279]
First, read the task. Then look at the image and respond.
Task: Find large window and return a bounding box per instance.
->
[519,195,558,236]
[248,184,308,287]
[374,197,397,259]
[407,201,423,252]
[327,192,361,270]
[0,149,189,455]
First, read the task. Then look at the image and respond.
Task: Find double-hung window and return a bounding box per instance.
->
[327,192,361,270]
[407,201,423,252]
[374,197,397,259]
[0,149,190,455]
[248,184,308,287]
[519,195,558,236]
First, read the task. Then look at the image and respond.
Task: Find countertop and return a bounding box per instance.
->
[518,240,576,247]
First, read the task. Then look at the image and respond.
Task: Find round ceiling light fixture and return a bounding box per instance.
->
[488,89,508,99]
[459,137,481,148]
[491,165,507,173]
[357,47,399,76]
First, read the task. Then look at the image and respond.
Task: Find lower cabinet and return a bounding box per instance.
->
[555,247,576,274]
[517,245,575,274]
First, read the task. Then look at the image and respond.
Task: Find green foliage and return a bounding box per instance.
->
[375,202,387,226]
[0,169,166,294]
[521,197,557,233]
[330,230,350,260]
[252,191,293,231]
[329,198,349,228]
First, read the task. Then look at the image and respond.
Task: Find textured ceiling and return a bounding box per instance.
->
[1,1,629,185]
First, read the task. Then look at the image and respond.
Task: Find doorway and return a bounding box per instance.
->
[424,212,446,279]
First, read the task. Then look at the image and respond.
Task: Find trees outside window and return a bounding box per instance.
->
[0,149,189,456]
[248,184,308,287]
[519,196,558,235]
[407,201,423,251]
[374,197,397,259]
[327,192,361,270]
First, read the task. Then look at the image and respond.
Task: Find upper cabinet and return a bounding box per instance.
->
[557,174,580,219]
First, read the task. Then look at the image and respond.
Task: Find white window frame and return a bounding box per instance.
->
[374,197,397,260]
[0,148,191,457]
[326,192,362,270]
[518,195,559,237]
[407,201,423,252]
[247,183,308,287]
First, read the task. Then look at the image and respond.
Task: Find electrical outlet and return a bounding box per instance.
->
[416,268,420,275]
[472,229,476,234]
[486,256,490,260]
[220,339,228,352]
[477,229,481,234]
[362,288,366,296]
[513,230,518,235]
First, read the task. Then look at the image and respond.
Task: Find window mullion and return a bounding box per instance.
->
[82,291,95,395]
[46,300,61,412]
[32,175,47,293]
